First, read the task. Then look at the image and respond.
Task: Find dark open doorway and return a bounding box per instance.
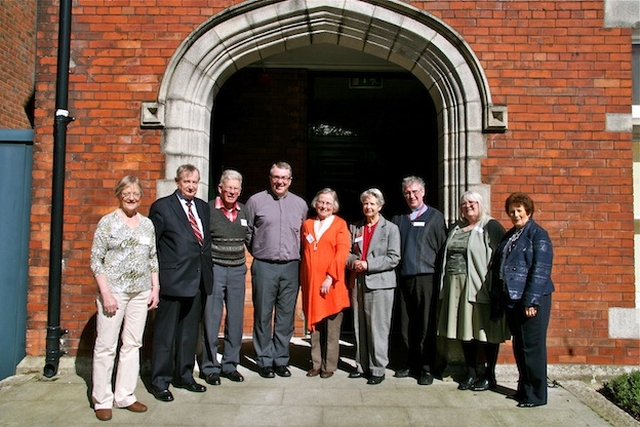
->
[210,68,438,221]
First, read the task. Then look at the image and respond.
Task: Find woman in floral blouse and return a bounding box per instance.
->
[89,175,160,421]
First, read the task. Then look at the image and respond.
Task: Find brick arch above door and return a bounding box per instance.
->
[142,0,507,221]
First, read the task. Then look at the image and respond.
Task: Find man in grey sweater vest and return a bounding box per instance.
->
[198,169,249,385]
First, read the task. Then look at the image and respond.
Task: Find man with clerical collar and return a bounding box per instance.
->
[245,161,308,379]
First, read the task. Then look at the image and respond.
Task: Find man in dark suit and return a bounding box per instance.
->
[149,164,213,402]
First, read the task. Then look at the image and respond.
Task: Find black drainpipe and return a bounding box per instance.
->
[43,0,74,378]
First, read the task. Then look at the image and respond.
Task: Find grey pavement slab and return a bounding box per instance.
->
[1,338,638,426]
[0,364,638,427]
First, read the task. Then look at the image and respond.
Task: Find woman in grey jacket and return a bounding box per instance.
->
[346,188,401,385]
[491,192,554,408]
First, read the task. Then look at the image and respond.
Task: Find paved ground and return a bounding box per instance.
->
[0,339,637,427]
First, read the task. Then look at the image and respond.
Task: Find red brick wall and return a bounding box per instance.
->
[0,1,36,129]
[29,0,638,366]
[426,2,637,366]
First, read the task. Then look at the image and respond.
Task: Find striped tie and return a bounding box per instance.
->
[186,200,203,245]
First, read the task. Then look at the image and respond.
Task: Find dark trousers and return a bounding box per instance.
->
[151,288,203,391]
[398,274,436,373]
[505,293,552,404]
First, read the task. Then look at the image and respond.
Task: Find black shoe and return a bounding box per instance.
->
[274,365,292,377]
[221,370,244,382]
[393,368,411,378]
[259,367,275,378]
[202,373,221,386]
[517,401,546,408]
[366,375,385,385]
[151,388,174,402]
[348,371,363,379]
[457,376,476,390]
[506,392,526,402]
[417,371,434,386]
[171,381,206,392]
[470,378,496,391]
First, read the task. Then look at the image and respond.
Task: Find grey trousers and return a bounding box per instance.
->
[352,281,394,377]
[199,263,247,375]
[251,259,300,368]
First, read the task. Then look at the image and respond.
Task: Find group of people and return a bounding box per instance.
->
[88,161,554,421]
[88,161,308,421]
[438,189,554,409]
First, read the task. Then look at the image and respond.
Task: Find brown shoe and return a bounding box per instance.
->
[306,368,321,377]
[320,371,334,379]
[95,408,112,421]
[124,401,147,413]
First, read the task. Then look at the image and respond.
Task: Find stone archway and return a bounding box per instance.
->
[142,0,507,220]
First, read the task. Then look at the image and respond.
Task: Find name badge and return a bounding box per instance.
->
[306,234,315,244]
[412,221,425,227]
[140,236,151,245]
[241,219,247,226]
[473,225,484,233]
[354,235,363,243]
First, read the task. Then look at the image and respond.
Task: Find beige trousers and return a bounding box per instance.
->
[92,290,150,409]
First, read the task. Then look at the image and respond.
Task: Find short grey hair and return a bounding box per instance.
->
[360,187,385,207]
[311,188,340,213]
[219,169,243,187]
[401,175,426,193]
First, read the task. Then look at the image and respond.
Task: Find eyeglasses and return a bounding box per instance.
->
[316,201,334,206]
[461,201,478,207]
[403,189,423,197]
[270,175,291,182]
[220,186,240,193]
[122,192,141,199]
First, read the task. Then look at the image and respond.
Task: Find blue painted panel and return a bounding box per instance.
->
[0,130,33,380]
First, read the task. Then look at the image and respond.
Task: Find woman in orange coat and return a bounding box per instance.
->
[300,188,351,379]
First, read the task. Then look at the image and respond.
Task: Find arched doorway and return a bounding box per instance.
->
[143,0,508,221]
[141,0,508,340]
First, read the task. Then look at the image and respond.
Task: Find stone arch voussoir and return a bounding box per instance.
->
[143,0,507,219]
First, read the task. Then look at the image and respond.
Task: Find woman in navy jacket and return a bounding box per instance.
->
[491,192,554,408]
